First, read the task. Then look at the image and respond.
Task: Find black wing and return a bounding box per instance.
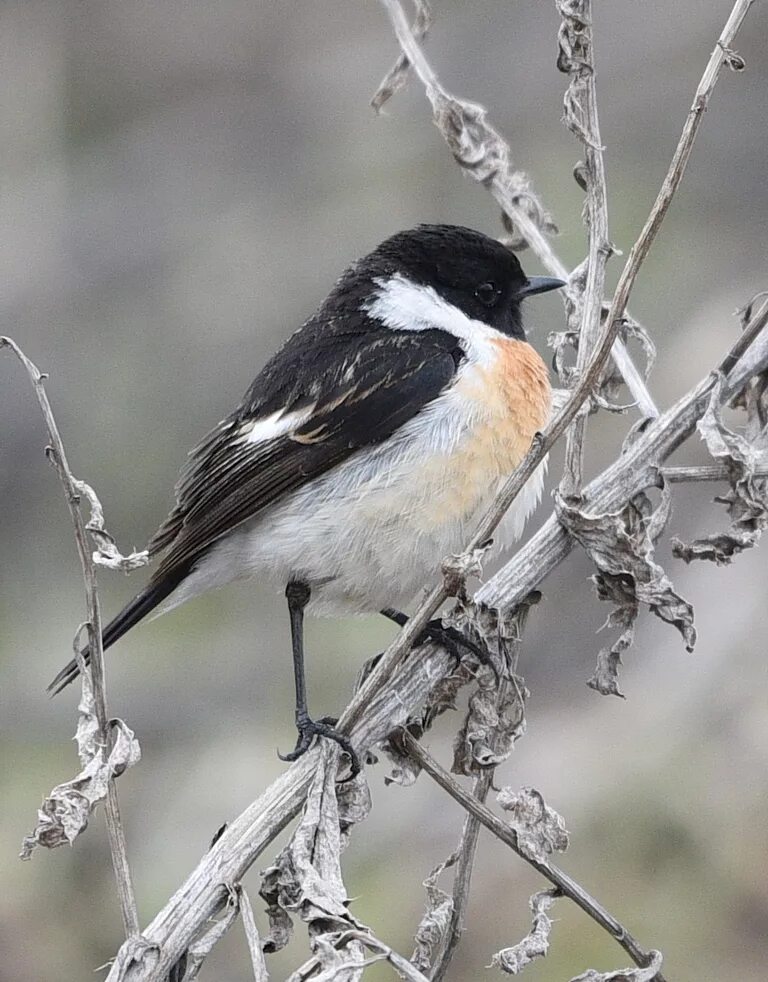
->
[150,327,462,578]
[48,324,462,694]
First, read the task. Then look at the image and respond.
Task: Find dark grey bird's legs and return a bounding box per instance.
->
[279,580,359,775]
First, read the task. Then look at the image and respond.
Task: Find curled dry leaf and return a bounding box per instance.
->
[587,603,635,698]
[448,594,538,775]
[20,672,140,859]
[556,0,604,150]
[371,0,432,113]
[411,852,457,973]
[440,542,489,600]
[550,310,656,413]
[496,787,569,864]
[490,888,560,975]
[556,484,696,698]
[672,373,768,565]
[569,949,663,982]
[72,478,150,572]
[259,742,366,977]
[445,595,536,775]
[382,657,476,787]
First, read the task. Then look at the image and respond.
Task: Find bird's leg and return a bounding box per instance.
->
[380,607,493,667]
[279,580,360,776]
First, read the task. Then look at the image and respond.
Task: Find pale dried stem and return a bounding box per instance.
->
[402,733,665,981]
[428,772,491,982]
[560,0,613,498]
[0,337,139,938]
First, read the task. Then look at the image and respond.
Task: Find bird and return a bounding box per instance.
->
[49,224,564,770]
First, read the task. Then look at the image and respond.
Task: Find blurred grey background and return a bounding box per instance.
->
[1,1,767,980]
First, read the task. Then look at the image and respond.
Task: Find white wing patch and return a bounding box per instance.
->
[244,407,313,444]
[364,273,504,368]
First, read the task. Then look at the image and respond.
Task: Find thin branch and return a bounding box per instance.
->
[558,0,613,499]
[376,0,658,421]
[401,733,664,981]
[1,337,140,938]
[663,463,768,483]
[428,772,491,982]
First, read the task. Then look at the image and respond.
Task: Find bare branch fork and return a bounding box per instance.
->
[7,1,764,980]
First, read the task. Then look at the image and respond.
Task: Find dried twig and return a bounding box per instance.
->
[557,0,614,499]
[401,733,664,981]
[1,337,140,938]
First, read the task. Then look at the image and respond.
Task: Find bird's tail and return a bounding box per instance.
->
[47,572,184,696]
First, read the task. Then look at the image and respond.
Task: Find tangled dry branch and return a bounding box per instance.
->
[6,1,765,981]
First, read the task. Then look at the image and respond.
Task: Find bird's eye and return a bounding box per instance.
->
[475,281,500,307]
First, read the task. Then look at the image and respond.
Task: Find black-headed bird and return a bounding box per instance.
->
[49,224,564,770]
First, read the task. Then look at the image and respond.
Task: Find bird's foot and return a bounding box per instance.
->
[278,713,360,778]
[418,619,494,670]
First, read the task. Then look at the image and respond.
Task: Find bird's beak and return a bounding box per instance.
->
[515,276,566,299]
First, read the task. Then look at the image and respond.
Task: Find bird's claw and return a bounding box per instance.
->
[419,618,494,670]
[278,714,361,778]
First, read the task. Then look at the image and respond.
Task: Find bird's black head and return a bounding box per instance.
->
[360,224,564,340]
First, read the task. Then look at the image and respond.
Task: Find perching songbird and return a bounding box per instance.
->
[49,225,564,768]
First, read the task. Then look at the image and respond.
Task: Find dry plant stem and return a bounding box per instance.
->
[560,0,612,499]
[429,771,491,982]
[478,299,768,611]
[377,0,657,421]
[0,337,139,939]
[402,734,665,981]
[663,463,768,483]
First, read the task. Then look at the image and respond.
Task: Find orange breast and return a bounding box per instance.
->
[407,338,551,528]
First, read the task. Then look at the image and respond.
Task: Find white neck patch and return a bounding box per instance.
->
[364,274,505,363]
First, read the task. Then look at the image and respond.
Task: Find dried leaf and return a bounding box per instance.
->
[20,672,140,859]
[371,0,432,113]
[556,486,696,685]
[441,542,489,599]
[672,374,768,564]
[557,1,603,150]
[587,604,634,698]
[496,787,569,863]
[260,744,365,960]
[382,658,476,785]
[72,478,150,572]
[569,949,663,982]
[491,888,560,975]
[411,853,457,972]
[448,595,537,775]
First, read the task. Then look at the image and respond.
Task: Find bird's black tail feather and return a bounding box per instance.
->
[47,572,185,696]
